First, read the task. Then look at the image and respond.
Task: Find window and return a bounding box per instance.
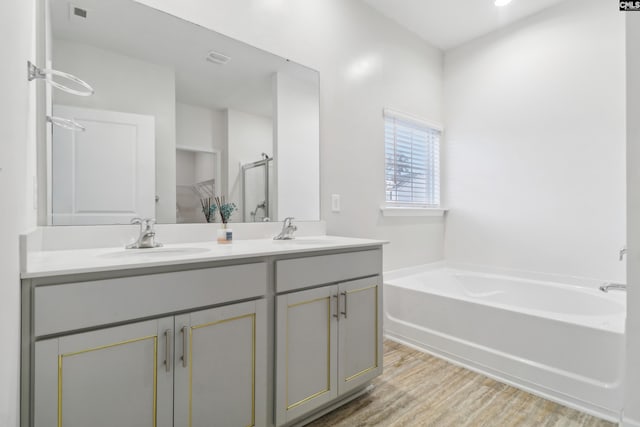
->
[384,109,441,207]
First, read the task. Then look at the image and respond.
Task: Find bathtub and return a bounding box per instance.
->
[383,263,626,422]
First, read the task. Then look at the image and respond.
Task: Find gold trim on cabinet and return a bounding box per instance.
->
[343,284,379,383]
[57,355,62,427]
[286,389,330,411]
[188,313,256,427]
[286,295,332,411]
[287,296,331,309]
[344,365,377,382]
[346,284,378,295]
[189,327,193,427]
[57,335,158,427]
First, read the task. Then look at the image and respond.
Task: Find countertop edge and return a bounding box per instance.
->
[21,238,388,280]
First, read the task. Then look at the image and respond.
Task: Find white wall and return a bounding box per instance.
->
[176,102,226,195]
[624,12,640,427]
[226,109,273,222]
[443,0,625,281]
[274,71,320,222]
[53,40,177,222]
[176,150,197,185]
[0,0,36,425]
[134,0,445,270]
[176,102,226,153]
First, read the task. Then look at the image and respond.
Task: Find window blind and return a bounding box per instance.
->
[384,111,441,206]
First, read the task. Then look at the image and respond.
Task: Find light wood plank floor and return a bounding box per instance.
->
[308,340,616,427]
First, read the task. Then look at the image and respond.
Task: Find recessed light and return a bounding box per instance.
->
[495,0,512,6]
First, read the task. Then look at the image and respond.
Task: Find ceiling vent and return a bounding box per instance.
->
[69,3,88,21]
[205,50,231,65]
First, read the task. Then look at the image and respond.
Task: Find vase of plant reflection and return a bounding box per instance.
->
[200,198,215,223]
[214,196,237,244]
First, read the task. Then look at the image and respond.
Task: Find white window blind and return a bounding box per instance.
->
[384,110,441,206]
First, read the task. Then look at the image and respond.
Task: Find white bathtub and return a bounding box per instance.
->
[383,264,626,421]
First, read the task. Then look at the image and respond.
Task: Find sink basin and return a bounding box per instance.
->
[100,247,210,259]
[273,239,334,245]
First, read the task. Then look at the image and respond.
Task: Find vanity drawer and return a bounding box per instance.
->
[275,249,381,293]
[34,262,267,337]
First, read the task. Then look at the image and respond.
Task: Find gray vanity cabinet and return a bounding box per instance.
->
[34,299,266,427]
[173,300,267,427]
[27,263,269,427]
[274,250,383,426]
[34,317,175,427]
[275,286,339,424]
[24,245,384,427]
[336,277,381,396]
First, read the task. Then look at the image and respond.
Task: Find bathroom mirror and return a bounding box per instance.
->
[45,0,320,225]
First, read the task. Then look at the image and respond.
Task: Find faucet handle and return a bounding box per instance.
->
[620,246,628,261]
[130,217,143,225]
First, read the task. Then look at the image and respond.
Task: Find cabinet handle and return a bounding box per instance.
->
[164,329,172,372]
[181,326,188,368]
[341,291,348,319]
[332,294,339,318]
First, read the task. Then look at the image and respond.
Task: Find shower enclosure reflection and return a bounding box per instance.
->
[242,154,274,222]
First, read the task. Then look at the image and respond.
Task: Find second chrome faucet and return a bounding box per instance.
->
[274,217,297,240]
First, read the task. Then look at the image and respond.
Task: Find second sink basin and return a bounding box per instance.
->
[273,238,335,245]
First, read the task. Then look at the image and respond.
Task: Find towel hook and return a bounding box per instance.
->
[27,61,94,97]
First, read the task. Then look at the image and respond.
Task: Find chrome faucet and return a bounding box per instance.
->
[126,217,162,249]
[619,246,627,261]
[599,283,627,293]
[274,217,297,240]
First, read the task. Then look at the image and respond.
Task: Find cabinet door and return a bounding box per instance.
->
[174,300,267,427]
[337,276,382,395]
[275,286,338,426]
[34,317,174,427]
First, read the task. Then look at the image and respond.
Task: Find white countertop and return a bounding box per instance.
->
[22,235,386,279]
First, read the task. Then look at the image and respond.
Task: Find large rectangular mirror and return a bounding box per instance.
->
[45,0,320,225]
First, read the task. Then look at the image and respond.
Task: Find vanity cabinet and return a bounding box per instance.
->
[26,263,268,427]
[274,250,382,426]
[23,243,384,427]
[34,317,174,427]
[34,299,266,427]
[173,300,267,427]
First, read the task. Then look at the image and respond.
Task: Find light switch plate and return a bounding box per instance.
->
[331,194,341,212]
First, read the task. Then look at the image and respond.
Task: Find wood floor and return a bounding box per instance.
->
[308,340,616,427]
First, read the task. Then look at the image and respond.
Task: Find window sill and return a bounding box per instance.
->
[380,206,447,217]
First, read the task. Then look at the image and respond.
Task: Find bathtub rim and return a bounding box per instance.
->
[384,261,626,334]
[384,260,624,290]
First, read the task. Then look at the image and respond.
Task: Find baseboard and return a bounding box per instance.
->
[384,332,620,423]
[621,414,640,427]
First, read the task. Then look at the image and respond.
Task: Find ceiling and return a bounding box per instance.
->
[362,0,569,50]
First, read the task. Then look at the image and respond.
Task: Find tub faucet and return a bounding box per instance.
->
[599,283,626,293]
[127,217,162,249]
[274,217,297,240]
[619,246,627,261]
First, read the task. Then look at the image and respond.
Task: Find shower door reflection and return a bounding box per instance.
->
[242,156,274,222]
